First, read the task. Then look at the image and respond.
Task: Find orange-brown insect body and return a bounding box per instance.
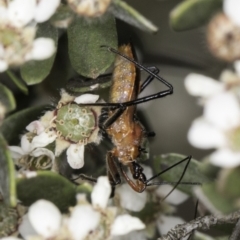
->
[107,44,145,165]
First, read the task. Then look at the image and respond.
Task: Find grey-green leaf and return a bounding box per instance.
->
[17,171,76,212]
[0,105,48,145]
[0,83,16,113]
[67,14,117,78]
[170,0,222,31]
[50,4,74,28]
[196,183,236,214]
[0,201,19,237]
[110,0,158,33]
[0,133,17,207]
[20,22,58,85]
[153,153,210,195]
[6,70,28,95]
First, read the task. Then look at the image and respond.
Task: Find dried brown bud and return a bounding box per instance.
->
[207,13,240,62]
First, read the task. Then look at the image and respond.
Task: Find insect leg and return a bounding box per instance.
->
[66,73,112,94]
[119,162,147,193]
[106,151,122,186]
[102,107,126,129]
[146,155,201,200]
[74,174,97,183]
[140,66,159,92]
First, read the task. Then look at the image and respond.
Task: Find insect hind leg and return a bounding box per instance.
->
[140,66,159,92]
[101,46,173,108]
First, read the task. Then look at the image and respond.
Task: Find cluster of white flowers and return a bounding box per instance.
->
[2,177,146,240]
[115,165,189,239]
[185,62,240,168]
[185,0,240,168]
[9,90,102,171]
[0,0,60,72]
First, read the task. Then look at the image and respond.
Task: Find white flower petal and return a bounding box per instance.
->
[204,92,240,130]
[0,6,8,22]
[91,176,111,209]
[1,238,23,240]
[157,215,185,237]
[35,0,60,22]
[67,144,84,169]
[234,60,240,76]
[31,147,55,161]
[40,110,55,128]
[31,130,57,150]
[140,164,153,179]
[210,149,240,168]
[30,38,55,60]
[68,205,100,240]
[8,146,25,159]
[8,0,36,27]
[28,200,61,238]
[26,120,45,135]
[21,134,32,153]
[55,138,70,156]
[224,0,240,26]
[111,214,145,236]
[185,73,224,97]
[19,214,38,239]
[74,94,99,104]
[116,184,147,212]
[0,59,8,72]
[112,230,147,240]
[188,118,226,149]
[156,185,188,205]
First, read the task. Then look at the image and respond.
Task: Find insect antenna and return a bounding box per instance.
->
[145,155,201,201]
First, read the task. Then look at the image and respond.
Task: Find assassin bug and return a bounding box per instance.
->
[73,44,198,193]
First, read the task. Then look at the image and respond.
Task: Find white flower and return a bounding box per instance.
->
[111,214,145,236]
[224,0,240,27]
[3,0,60,28]
[0,0,59,71]
[67,205,101,240]
[28,37,56,60]
[185,68,240,168]
[12,91,102,170]
[9,133,55,171]
[156,185,188,205]
[19,200,61,239]
[91,176,112,208]
[116,183,147,212]
[17,177,145,240]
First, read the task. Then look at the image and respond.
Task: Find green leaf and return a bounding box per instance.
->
[110,0,158,33]
[170,0,222,31]
[17,171,76,212]
[0,133,16,207]
[218,168,240,199]
[66,74,112,94]
[0,105,48,145]
[0,83,16,113]
[67,14,117,78]
[6,70,28,95]
[50,4,74,28]
[0,201,18,237]
[153,153,210,195]
[198,183,236,214]
[20,22,58,85]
